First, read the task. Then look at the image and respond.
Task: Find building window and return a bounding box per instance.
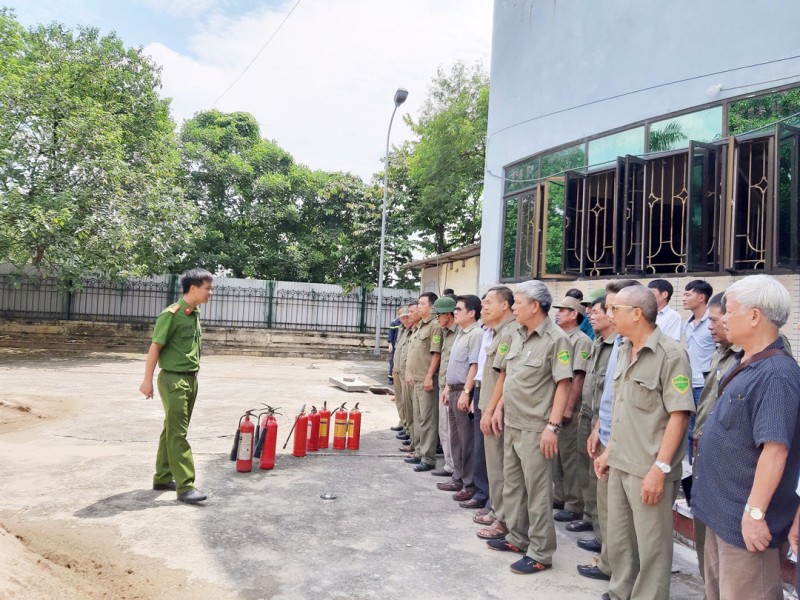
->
[777,125,800,267]
[588,127,645,170]
[649,106,723,152]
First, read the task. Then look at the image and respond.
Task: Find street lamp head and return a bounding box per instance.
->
[394,88,409,107]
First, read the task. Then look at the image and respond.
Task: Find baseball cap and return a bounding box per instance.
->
[432,296,457,315]
[552,296,586,315]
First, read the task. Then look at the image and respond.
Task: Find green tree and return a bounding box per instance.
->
[404,62,489,255]
[0,10,193,282]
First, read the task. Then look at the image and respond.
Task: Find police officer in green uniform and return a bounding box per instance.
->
[139,268,213,504]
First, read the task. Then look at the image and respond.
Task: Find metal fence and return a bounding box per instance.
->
[0,273,418,334]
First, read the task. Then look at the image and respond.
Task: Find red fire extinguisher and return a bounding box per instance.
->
[236,410,257,472]
[283,405,308,457]
[346,402,362,451]
[333,402,348,450]
[318,401,331,449]
[307,406,320,452]
[259,408,279,470]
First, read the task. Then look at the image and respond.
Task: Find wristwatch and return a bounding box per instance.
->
[546,422,560,434]
[654,461,671,474]
[745,503,765,521]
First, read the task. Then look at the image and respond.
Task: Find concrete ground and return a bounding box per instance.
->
[0,349,705,599]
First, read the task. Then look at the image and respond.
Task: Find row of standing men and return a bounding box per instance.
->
[386,275,800,600]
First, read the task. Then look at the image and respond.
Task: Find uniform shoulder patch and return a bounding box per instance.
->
[498,342,510,356]
[557,350,571,365]
[167,303,180,314]
[580,350,590,360]
[672,375,690,394]
[432,334,442,344]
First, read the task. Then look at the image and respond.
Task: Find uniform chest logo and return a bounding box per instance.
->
[671,375,690,394]
[557,350,571,365]
[580,350,590,360]
[498,343,509,356]
[432,334,441,344]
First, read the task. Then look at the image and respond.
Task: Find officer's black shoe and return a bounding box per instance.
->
[153,481,177,491]
[554,509,583,522]
[178,489,207,504]
[577,564,611,580]
[404,456,421,464]
[413,462,435,472]
[396,431,410,440]
[601,593,611,600]
[566,519,594,532]
[577,537,602,552]
[390,424,404,431]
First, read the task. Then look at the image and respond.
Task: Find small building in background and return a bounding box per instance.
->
[403,243,480,296]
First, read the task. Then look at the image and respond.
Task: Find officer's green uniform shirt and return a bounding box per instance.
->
[608,327,694,482]
[437,321,459,389]
[580,333,615,423]
[393,327,412,374]
[152,298,201,372]
[566,326,593,410]
[405,315,443,381]
[499,316,573,431]
[693,344,737,439]
[480,315,518,411]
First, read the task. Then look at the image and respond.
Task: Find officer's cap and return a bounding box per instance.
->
[433,296,457,315]
[552,296,586,315]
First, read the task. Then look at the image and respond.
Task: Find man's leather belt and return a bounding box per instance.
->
[164,370,198,377]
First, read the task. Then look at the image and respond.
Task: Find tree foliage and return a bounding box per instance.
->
[0,9,194,282]
[402,61,489,255]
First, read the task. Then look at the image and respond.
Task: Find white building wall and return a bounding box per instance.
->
[481,0,800,289]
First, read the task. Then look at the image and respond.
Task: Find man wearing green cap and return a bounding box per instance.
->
[432,295,458,478]
[139,268,213,504]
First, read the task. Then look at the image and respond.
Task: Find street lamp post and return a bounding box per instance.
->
[374,87,408,356]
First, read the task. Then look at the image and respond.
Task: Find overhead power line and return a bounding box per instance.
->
[211,0,303,108]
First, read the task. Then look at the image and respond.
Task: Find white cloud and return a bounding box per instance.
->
[145,0,492,180]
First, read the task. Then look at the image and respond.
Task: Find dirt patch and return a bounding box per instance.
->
[0,515,236,599]
[0,394,76,434]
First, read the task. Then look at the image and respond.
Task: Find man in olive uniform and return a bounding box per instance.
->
[476,286,517,540]
[391,306,411,440]
[139,268,213,505]
[397,302,419,449]
[575,295,614,574]
[404,292,443,472]
[551,296,593,526]
[432,296,458,477]
[595,285,693,599]
[486,280,573,575]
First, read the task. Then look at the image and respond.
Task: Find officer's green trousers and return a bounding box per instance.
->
[154,371,198,494]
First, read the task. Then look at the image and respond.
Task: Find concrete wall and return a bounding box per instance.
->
[537,273,800,362]
[419,256,480,295]
[481,0,800,289]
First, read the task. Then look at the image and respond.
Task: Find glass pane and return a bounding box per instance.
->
[588,127,645,170]
[519,191,537,276]
[505,158,539,195]
[544,180,565,275]
[777,129,799,266]
[732,139,769,270]
[650,107,723,152]
[688,145,721,271]
[501,197,518,279]
[729,87,800,136]
[541,145,586,179]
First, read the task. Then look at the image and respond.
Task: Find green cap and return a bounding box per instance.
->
[433,296,457,314]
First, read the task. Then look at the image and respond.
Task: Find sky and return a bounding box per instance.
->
[5,0,493,180]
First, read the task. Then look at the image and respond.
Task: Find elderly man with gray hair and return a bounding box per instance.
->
[594,284,694,599]
[692,274,800,600]
[485,280,573,575]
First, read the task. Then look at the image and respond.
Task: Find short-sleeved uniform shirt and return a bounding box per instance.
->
[393,327,412,374]
[405,315,443,381]
[693,338,800,549]
[693,344,738,439]
[437,322,458,388]
[152,298,202,372]
[446,321,483,385]
[685,311,716,388]
[608,327,694,481]
[580,333,615,422]
[481,315,518,411]
[499,316,573,431]
[565,326,593,411]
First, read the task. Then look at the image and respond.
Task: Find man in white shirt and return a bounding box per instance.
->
[647,279,681,341]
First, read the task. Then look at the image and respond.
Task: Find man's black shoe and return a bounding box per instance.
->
[566,519,594,532]
[601,593,611,600]
[153,481,177,491]
[404,456,421,464]
[396,432,410,440]
[414,463,435,472]
[554,509,582,522]
[577,537,602,552]
[390,425,404,431]
[178,489,207,504]
[577,564,611,581]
